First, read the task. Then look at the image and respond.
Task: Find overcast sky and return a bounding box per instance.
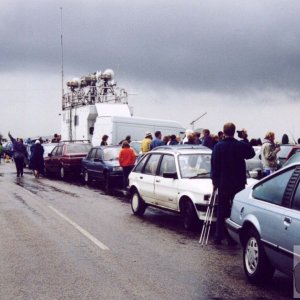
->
[1,0,300,141]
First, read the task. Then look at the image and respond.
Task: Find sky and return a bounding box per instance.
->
[1,0,300,142]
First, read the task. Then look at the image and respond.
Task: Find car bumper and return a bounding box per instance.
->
[226,218,242,243]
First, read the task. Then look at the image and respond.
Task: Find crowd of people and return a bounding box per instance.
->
[2,127,299,247]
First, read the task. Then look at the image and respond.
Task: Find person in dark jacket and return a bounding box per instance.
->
[202,129,214,149]
[211,122,255,245]
[8,132,28,177]
[30,140,44,178]
[100,135,109,146]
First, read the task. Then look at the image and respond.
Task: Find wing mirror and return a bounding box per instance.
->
[163,172,178,179]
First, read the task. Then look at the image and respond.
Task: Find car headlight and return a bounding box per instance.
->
[112,166,123,172]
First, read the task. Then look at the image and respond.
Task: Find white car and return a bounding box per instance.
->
[128,146,213,230]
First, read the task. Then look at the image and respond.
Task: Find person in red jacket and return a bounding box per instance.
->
[118,141,137,188]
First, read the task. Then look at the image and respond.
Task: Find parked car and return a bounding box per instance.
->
[245,146,263,179]
[129,146,214,230]
[81,146,123,192]
[277,144,298,169]
[226,162,300,284]
[283,149,300,167]
[44,142,91,179]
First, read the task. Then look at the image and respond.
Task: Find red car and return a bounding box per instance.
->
[44,142,91,179]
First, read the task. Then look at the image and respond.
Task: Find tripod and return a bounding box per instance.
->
[199,189,218,246]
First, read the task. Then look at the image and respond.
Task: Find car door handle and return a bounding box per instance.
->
[156,180,160,183]
[139,176,143,179]
[284,217,292,225]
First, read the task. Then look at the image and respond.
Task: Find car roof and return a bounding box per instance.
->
[151,145,212,155]
[91,145,121,149]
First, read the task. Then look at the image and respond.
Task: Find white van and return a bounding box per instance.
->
[91,115,185,146]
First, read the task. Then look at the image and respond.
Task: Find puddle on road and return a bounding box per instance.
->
[48,186,79,198]
[15,179,46,195]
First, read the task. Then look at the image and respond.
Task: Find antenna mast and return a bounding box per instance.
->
[60,7,64,97]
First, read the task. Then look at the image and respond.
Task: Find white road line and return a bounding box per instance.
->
[48,205,110,251]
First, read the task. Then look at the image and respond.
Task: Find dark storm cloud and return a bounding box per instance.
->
[1,0,300,92]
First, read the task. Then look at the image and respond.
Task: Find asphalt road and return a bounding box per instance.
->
[0,162,293,299]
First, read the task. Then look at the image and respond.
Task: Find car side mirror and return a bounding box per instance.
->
[48,153,52,157]
[163,172,178,179]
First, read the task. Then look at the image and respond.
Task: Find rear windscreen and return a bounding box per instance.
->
[67,144,91,154]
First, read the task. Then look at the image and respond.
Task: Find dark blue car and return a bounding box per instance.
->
[81,146,123,192]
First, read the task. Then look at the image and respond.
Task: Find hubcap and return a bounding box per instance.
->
[60,167,64,178]
[84,171,88,182]
[132,193,139,211]
[245,237,259,274]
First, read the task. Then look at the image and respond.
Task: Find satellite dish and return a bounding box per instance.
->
[101,69,114,80]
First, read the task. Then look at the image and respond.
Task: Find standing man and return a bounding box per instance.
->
[211,123,255,245]
[150,131,164,150]
[202,129,214,150]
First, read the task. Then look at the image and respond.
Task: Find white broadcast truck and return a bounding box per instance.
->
[60,69,185,146]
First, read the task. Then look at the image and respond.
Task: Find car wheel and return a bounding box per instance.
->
[83,169,91,184]
[103,174,112,194]
[131,190,146,216]
[181,200,198,230]
[243,229,274,284]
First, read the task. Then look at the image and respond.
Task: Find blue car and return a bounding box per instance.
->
[81,146,123,192]
[226,162,300,284]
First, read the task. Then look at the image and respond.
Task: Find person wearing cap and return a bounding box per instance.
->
[141,132,152,154]
[237,128,249,143]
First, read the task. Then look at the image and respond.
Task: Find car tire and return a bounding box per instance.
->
[83,169,91,185]
[131,190,146,216]
[103,174,112,194]
[181,199,198,230]
[243,229,274,284]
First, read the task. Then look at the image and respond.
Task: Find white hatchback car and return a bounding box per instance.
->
[128,146,213,230]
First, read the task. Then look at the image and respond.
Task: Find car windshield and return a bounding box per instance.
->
[283,151,300,167]
[103,147,121,161]
[178,153,211,178]
[67,144,91,154]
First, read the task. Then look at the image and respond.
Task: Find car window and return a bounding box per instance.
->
[158,155,176,176]
[96,148,103,160]
[56,146,63,156]
[143,154,161,175]
[252,168,294,205]
[292,180,300,211]
[134,155,148,173]
[88,148,97,159]
[283,151,300,167]
[178,154,211,178]
[67,144,91,154]
[51,146,58,156]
